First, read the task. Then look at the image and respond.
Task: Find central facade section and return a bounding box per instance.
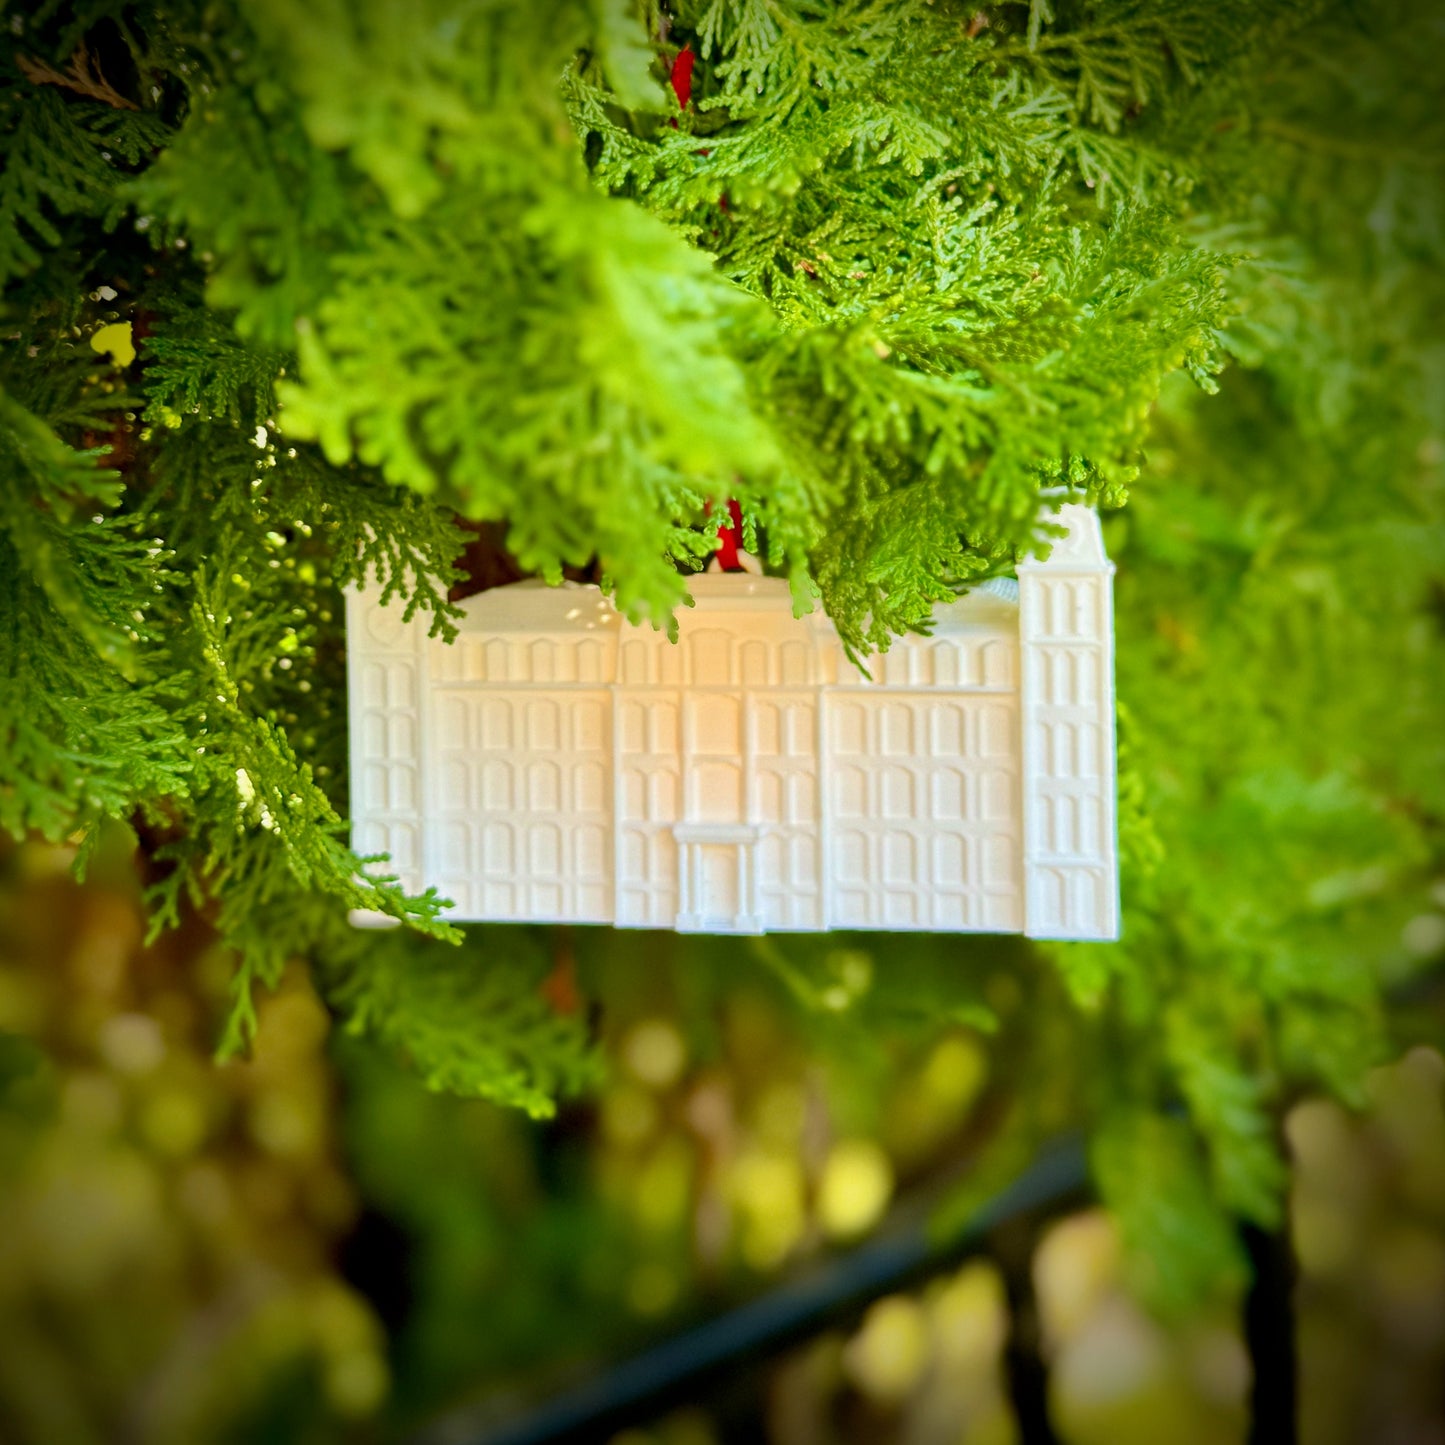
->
[421,574,1026,935]
[616,625,826,933]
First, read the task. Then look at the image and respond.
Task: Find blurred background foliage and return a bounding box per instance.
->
[1,824,1443,1444]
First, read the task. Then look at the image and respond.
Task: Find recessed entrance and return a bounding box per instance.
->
[698,843,741,926]
[674,824,762,933]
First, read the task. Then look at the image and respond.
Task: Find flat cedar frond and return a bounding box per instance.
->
[0,81,120,285]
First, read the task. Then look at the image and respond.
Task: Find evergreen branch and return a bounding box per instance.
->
[320,926,601,1117]
[0,79,121,284]
[17,46,138,110]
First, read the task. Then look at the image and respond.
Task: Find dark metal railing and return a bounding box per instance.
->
[412,1135,1089,1445]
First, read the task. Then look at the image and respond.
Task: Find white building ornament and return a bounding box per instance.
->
[347,504,1120,940]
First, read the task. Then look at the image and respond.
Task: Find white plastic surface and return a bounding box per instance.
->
[347,505,1119,939]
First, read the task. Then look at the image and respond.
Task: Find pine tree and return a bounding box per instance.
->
[1,0,1441,1357]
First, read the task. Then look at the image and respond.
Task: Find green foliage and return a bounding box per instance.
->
[324,926,600,1117]
[0,361,191,840]
[1,75,126,286]
[1092,1107,1247,1310]
[0,0,1441,1315]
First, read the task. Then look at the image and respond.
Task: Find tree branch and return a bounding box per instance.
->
[18,48,138,111]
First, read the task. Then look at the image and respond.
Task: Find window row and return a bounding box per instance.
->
[831,764,1016,824]
[832,828,1019,892]
[828,699,1016,760]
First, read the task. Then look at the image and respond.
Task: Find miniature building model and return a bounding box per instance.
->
[347,505,1119,940]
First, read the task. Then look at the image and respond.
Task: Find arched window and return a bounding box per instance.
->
[527,760,560,811]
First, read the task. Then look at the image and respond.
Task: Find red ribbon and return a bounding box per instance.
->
[670,46,695,109]
[713,498,744,571]
[675,47,741,570]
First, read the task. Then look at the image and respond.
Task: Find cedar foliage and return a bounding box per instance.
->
[1,0,1441,1298]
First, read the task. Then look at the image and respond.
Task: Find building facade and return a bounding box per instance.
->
[347,505,1119,939]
